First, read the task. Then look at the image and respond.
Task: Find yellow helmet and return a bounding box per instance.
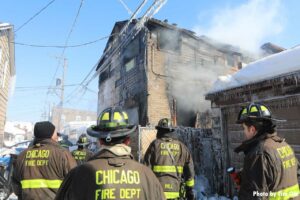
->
[87,107,136,142]
[237,103,284,124]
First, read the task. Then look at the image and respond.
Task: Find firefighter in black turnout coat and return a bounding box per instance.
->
[144,118,196,200]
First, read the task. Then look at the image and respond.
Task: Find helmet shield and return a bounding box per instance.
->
[87,107,136,140]
[97,107,129,130]
[236,103,284,124]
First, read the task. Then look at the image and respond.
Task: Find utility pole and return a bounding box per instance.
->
[60,58,67,108]
[56,57,67,132]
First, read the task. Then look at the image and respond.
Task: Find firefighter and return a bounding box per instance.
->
[144,118,195,200]
[71,133,93,165]
[55,107,166,200]
[235,103,300,199]
[57,132,72,150]
[12,121,77,200]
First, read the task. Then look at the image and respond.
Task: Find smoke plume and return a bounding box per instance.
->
[193,0,284,54]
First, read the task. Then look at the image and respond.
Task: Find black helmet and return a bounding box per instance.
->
[237,103,285,124]
[77,134,90,146]
[87,107,136,142]
[155,118,174,131]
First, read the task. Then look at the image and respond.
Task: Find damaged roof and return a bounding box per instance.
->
[261,42,286,54]
[96,18,246,71]
[206,45,300,99]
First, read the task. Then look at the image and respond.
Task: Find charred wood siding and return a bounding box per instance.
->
[220,96,300,168]
[98,19,251,127]
[207,71,300,196]
[137,126,223,196]
[176,127,223,195]
[146,28,240,126]
[98,34,148,125]
[207,71,300,105]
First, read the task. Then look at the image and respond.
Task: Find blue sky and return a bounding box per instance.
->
[1,0,300,122]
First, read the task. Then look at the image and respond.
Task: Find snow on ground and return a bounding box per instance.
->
[7,193,17,200]
[209,45,300,93]
[195,175,237,200]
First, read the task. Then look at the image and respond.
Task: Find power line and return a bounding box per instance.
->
[16,83,79,89]
[12,35,112,48]
[85,87,97,94]
[118,0,133,15]
[64,0,166,104]
[50,0,84,87]
[86,0,167,84]
[64,63,98,104]
[14,0,57,33]
[46,0,84,107]
[63,0,148,104]
[16,83,79,90]
[62,0,84,54]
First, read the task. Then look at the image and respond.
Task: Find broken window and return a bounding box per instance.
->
[158,29,181,52]
[125,57,136,72]
[226,54,235,67]
[123,37,140,60]
[99,67,109,85]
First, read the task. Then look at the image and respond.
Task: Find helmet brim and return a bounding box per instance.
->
[155,126,175,132]
[87,125,137,139]
[236,116,286,124]
[76,142,90,146]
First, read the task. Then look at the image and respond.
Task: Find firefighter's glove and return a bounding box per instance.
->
[185,187,196,200]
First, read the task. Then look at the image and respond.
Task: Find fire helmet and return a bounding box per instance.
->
[77,133,90,146]
[236,103,284,124]
[87,107,136,142]
[155,118,175,132]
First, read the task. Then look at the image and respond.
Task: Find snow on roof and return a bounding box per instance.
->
[0,22,10,27]
[208,45,300,94]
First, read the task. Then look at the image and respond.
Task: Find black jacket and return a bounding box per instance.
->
[235,132,300,200]
[144,131,195,199]
[13,139,77,200]
[56,146,166,200]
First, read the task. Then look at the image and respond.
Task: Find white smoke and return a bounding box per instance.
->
[167,62,227,113]
[193,0,285,53]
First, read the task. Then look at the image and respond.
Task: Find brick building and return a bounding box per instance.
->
[0,23,15,146]
[96,19,253,127]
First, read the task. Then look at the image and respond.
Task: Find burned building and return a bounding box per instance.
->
[96,18,253,127]
[261,42,286,56]
[205,46,300,196]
